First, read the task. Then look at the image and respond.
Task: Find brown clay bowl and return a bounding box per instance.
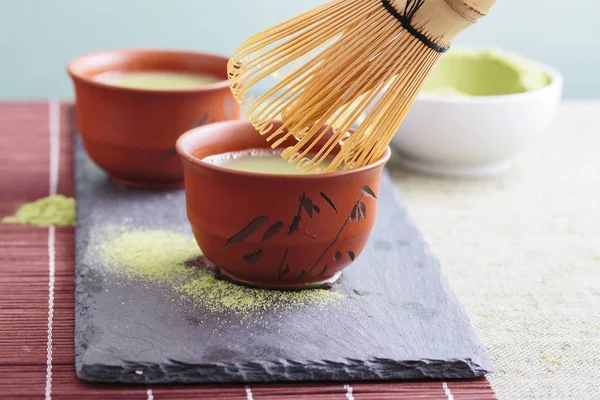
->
[176,120,391,289]
[67,49,241,189]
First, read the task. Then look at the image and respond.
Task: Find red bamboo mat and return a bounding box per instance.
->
[0,102,497,399]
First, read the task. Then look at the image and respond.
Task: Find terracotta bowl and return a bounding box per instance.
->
[68,49,241,188]
[176,120,391,289]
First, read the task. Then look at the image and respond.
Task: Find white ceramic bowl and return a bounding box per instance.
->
[388,61,563,178]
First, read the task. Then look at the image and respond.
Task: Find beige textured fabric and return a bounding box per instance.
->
[390,101,600,400]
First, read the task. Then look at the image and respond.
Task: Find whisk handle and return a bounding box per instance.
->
[390,0,499,47]
[443,0,499,22]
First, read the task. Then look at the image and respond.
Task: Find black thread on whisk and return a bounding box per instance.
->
[380,0,450,53]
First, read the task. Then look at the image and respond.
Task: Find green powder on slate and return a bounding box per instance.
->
[99,228,201,283]
[179,274,343,314]
[98,227,343,315]
[2,195,76,227]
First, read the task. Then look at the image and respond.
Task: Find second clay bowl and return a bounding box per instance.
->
[68,49,240,188]
[176,120,391,289]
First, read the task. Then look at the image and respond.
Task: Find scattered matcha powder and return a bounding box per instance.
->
[98,227,343,316]
[540,355,562,366]
[2,195,76,227]
[100,228,200,283]
[179,273,343,315]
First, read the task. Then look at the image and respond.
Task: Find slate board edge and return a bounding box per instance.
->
[77,357,489,384]
[74,142,95,378]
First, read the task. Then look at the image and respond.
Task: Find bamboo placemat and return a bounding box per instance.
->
[0,101,497,399]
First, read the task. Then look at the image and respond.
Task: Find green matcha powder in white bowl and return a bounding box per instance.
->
[383,48,563,178]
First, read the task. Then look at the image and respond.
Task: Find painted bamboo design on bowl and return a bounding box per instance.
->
[220,186,378,282]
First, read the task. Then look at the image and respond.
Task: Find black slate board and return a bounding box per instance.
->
[74,137,492,384]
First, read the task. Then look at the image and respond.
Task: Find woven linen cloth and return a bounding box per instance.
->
[390,101,600,399]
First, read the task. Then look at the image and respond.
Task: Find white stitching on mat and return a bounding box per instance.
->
[45,100,60,400]
[443,382,455,400]
[344,384,354,400]
[245,385,254,400]
[146,386,154,400]
[45,226,56,400]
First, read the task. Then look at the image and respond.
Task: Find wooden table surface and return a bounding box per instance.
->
[0,102,497,399]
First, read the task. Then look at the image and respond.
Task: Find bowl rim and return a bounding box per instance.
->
[415,56,564,104]
[176,120,392,180]
[66,48,232,94]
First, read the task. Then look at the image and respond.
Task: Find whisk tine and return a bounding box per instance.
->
[279,15,405,154]
[351,37,432,163]
[358,47,438,163]
[281,13,398,131]
[234,1,365,61]
[233,0,350,52]
[233,2,373,96]
[228,0,499,172]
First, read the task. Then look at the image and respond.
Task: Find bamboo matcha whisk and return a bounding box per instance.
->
[228,0,498,172]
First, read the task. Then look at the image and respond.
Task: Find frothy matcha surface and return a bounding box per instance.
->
[204,149,333,175]
[2,194,76,227]
[94,71,221,90]
[422,49,551,96]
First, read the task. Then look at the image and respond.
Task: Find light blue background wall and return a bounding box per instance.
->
[0,0,595,99]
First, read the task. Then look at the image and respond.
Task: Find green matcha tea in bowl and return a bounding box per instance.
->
[382,48,563,177]
[176,120,391,290]
[68,49,241,189]
[93,71,222,90]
